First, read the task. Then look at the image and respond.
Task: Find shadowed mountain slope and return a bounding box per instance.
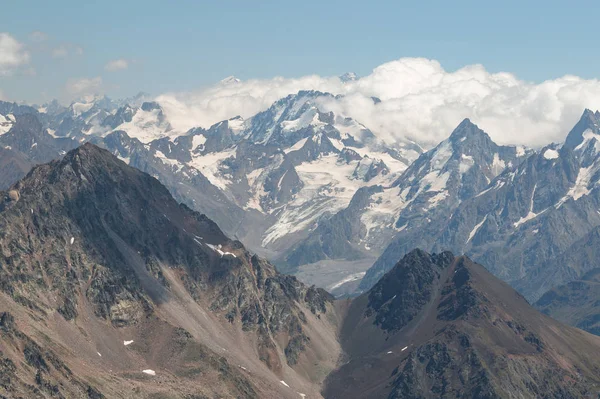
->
[324,249,600,398]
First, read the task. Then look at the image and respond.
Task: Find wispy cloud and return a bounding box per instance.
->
[52,43,84,58]
[105,59,129,72]
[0,33,30,76]
[65,76,103,97]
[157,58,600,147]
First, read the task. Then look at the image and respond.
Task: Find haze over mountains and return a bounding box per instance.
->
[1,144,600,398]
[2,89,600,337]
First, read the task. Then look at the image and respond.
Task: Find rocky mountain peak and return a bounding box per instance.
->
[448,118,493,148]
[339,72,359,82]
[327,248,600,399]
[564,108,600,149]
[0,143,337,398]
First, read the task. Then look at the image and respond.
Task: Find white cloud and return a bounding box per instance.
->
[65,76,103,97]
[0,33,30,76]
[156,58,600,147]
[156,75,343,134]
[52,44,84,58]
[105,59,129,72]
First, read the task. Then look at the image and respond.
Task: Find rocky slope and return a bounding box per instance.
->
[324,249,600,398]
[0,144,339,398]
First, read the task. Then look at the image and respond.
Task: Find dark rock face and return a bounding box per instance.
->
[323,250,600,399]
[366,250,454,332]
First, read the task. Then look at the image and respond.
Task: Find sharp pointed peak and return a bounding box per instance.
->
[447,118,491,144]
[564,108,600,149]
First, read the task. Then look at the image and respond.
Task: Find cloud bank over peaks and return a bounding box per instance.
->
[157,57,600,147]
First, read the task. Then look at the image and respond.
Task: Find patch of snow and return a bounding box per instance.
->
[459,154,474,174]
[227,117,246,133]
[281,107,325,133]
[71,102,94,116]
[327,272,366,291]
[360,187,410,244]
[205,243,237,258]
[387,351,393,354]
[421,170,451,193]
[123,340,134,346]
[516,146,526,157]
[189,149,236,191]
[142,369,156,376]
[280,380,290,388]
[476,180,505,198]
[429,140,452,170]
[116,107,177,143]
[575,129,600,152]
[97,352,102,357]
[568,166,593,201]
[70,237,74,245]
[262,154,379,246]
[401,346,408,352]
[556,165,596,207]
[0,114,14,135]
[191,134,206,151]
[467,215,487,243]
[155,150,184,171]
[491,153,506,176]
[543,149,559,160]
[284,137,309,154]
[514,184,547,227]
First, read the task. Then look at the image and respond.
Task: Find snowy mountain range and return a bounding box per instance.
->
[3,92,600,318]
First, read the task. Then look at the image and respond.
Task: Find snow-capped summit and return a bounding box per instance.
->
[219,75,242,84]
[339,72,359,82]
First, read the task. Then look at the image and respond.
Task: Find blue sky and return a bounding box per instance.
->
[2,0,600,103]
